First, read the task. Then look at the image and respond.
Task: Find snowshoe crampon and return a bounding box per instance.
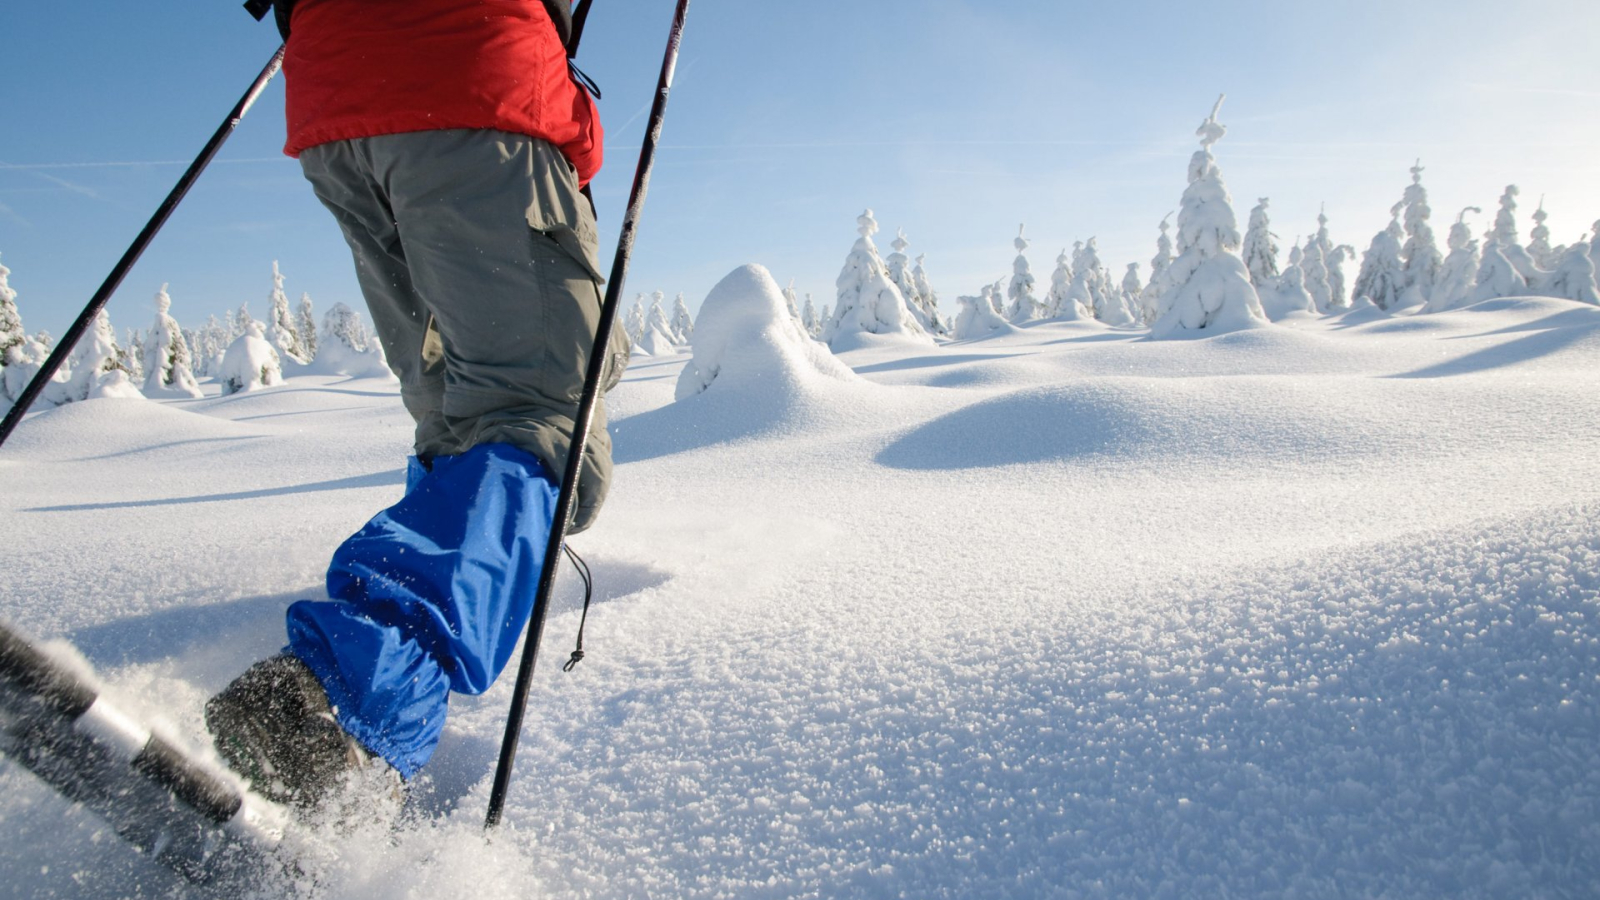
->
[0,619,290,883]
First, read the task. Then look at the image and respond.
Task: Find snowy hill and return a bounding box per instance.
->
[2,294,1599,898]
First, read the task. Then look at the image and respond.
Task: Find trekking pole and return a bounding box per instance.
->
[0,45,287,452]
[485,0,690,830]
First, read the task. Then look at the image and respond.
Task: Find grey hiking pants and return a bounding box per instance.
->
[299,130,629,532]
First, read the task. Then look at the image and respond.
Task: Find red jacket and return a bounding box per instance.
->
[282,0,603,186]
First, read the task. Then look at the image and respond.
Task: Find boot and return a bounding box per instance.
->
[205,653,384,810]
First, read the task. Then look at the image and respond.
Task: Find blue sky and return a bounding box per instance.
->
[3,1,1598,340]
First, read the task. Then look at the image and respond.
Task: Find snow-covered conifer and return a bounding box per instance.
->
[1488,184,1541,281]
[1120,263,1143,315]
[625,295,647,346]
[1138,214,1175,324]
[65,311,140,401]
[219,321,284,395]
[0,254,25,364]
[142,284,203,398]
[1540,244,1600,305]
[313,302,392,377]
[1259,261,1316,320]
[1046,248,1087,320]
[1005,225,1045,323]
[884,229,925,325]
[1525,197,1558,270]
[321,301,371,352]
[1590,219,1600,274]
[951,290,1011,340]
[639,291,677,354]
[1067,238,1130,326]
[1149,97,1268,338]
[234,304,255,340]
[780,281,803,326]
[672,292,695,344]
[1391,160,1442,306]
[910,254,947,335]
[2,335,73,409]
[297,292,318,362]
[1301,238,1333,313]
[1468,241,1529,304]
[121,328,144,383]
[1426,207,1483,312]
[1352,218,1408,311]
[823,209,927,349]
[266,261,309,365]
[1242,198,1279,288]
[1326,244,1356,311]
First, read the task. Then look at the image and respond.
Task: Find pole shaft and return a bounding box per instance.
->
[485,0,690,829]
[0,45,286,451]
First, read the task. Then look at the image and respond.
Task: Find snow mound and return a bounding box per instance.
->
[876,374,1532,471]
[219,323,284,395]
[676,265,859,401]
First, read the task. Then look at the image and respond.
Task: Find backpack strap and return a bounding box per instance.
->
[567,0,594,58]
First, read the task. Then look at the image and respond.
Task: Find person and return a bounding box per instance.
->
[206,0,630,809]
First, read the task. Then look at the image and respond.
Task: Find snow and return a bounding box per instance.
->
[3,289,1600,898]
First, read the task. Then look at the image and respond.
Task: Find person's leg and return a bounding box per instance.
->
[365,127,626,529]
[297,140,451,461]
[261,130,619,780]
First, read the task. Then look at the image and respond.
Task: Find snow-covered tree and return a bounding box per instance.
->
[65,311,141,401]
[639,291,677,354]
[1488,184,1541,282]
[0,262,76,408]
[1120,263,1143,316]
[1149,96,1268,338]
[312,302,392,378]
[219,321,283,395]
[233,304,255,342]
[142,284,203,398]
[266,261,309,365]
[883,229,925,327]
[2,335,73,409]
[1046,248,1087,321]
[1467,241,1528,304]
[779,281,804,327]
[1352,218,1407,311]
[671,292,695,344]
[1300,238,1333,313]
[194,314,229,377]
[1590,219,1600,275]
[297,292,318,362]
[1540,244,1600,305]
[1138,214,1175,324]
[1425,207,1484,312]
[1258,261,1316,320]
[823,209,927,348]
[121,328,145,383]
[625,295,647,346]
[1065,238,1129,326]
[0,254,25,364]
[1392,160,1442,307]
[950,290,1011,340]
[1326,244,1356,311]
[1005,225,1045,323]
[1242,198,1279,288]
[910,254,948,335]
